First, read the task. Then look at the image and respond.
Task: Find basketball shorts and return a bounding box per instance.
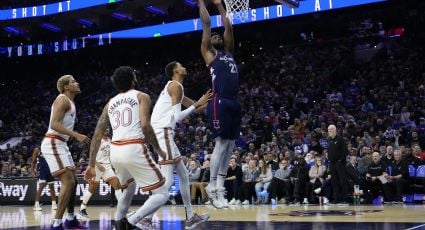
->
[207,96,241,140]
[110,139,165,192]
[95,163,117,183]
[40,135,75,177]
[154,128,182,165]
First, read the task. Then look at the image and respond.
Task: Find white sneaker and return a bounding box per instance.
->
[323,197,330,205]
[135,218,154,230]
[228,198,236,205]
[205,185,223,209]
[235,199,241,205]
[33,204,42,211]
[204,200,211,205]
[302,198,309,205]
[51,203,57,210]
[217,188,229,208]
[314,188,322,194]
[242,200,249,205]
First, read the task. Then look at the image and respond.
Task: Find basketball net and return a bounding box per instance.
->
[223,0,249,22]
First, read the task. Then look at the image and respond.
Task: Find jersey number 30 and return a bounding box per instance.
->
[111,107,132,130]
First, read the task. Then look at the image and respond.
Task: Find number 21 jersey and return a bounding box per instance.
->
[208,51,239,99]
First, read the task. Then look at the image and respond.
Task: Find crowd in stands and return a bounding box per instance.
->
[1,8,425,205]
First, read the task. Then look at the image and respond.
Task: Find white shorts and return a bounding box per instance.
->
[110,139,165,192]
[155,128,182,165]
[40,135,75,177]
[95,163,117,183]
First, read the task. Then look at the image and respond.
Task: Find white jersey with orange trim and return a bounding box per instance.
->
[108,89,145,141]
[151,81,184,130]
[96,138,111,164]
[46,94,76,141]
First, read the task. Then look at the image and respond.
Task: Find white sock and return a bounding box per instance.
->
[53,219,62,227]
[67,213,74,221]
[185,206,194,220]
[35,201,40,206]
[127,190,168,225]
[210,138,227,188]
[175,161,194,219]
[52,201,56,205]
[216,175,226,189]
[81,191,93,209]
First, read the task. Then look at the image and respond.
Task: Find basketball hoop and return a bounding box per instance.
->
[223,0,249,22]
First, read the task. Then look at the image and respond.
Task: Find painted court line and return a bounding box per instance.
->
[405,223,425,230]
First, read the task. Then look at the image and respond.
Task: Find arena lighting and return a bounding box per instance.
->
[275,0,300,8]
[77,18,94,27]
[0,0,122,20]
[2,0,387,58]
[40,23,61,32]
[184,0,197,8]
[111,12,132,21]
[3,26,21,35]
[144,6,167,15]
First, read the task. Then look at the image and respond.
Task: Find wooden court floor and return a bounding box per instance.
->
[1,204,425,229]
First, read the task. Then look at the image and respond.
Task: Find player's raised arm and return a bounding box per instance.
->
[199,0,215,64]
[214,0,234,53]
[88,104,109,168]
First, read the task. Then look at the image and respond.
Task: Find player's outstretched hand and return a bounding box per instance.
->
[84,166,96,183]
[195,89,213,108]
[76,134,91,145]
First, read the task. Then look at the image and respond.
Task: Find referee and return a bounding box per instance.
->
[327,125,349,204]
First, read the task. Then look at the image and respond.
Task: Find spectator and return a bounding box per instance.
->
[268,158,292,204]
[225,158,243,205]
[381,145,394,165]
[254,159,272,204]
[365,152,391,203]
[240,159,259,205]
[191,160,210,204]
[288,156,310,205]
[188,160,201,184]
[346,155,365,197]
[386,150,409,203]
[307,156,327,204]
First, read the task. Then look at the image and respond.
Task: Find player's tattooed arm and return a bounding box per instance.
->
[88,104,109,168]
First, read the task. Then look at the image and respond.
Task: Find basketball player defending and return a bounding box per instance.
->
[30,147,57,211]
[79,129,122,219]
[41,75,91,229]
[84,66,169,229]
[138,61,212,229]
[199,0,241,209]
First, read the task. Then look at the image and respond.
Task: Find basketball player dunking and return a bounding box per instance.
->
[41,75,91,229]
[85,66,168,229]
[199,0,241,209]
[138,61,212,229]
